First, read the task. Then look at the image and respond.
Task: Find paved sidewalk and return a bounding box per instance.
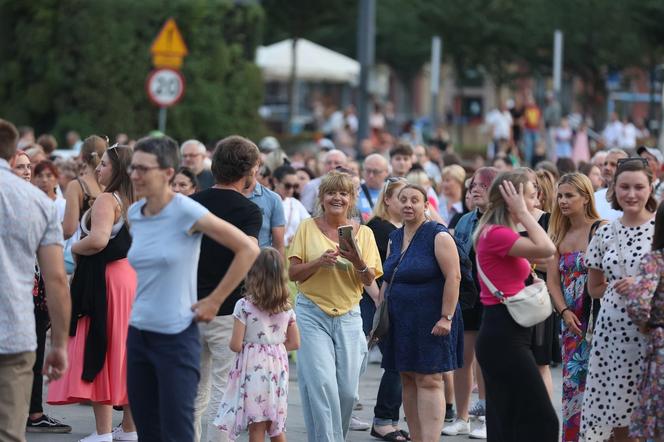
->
[28,359,562,441]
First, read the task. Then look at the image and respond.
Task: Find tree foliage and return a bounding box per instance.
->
[0,0,265,144]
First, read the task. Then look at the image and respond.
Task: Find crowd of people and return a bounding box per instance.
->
[1,108,664,442]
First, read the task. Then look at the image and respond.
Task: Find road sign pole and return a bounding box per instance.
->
[158,107,167,133]
[430,36,442,131]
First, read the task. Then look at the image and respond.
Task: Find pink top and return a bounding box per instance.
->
[476,225,531,306]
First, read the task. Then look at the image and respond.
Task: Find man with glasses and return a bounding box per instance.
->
[181,139,214,190]
[300,149,348,213]
[358,154,389,221]
[594,148,628,221]
[637,145,664,203]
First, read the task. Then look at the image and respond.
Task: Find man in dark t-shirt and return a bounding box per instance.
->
[190,135,262,442]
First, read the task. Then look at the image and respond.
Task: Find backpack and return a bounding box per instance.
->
[455,239,479,310]
[430,222,478,310]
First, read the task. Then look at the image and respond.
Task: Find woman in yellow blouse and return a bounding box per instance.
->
[289,171,382,442]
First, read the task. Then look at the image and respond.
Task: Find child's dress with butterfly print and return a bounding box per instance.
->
[214,298,295,440]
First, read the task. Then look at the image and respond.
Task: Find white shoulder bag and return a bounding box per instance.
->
[476,257,552,327]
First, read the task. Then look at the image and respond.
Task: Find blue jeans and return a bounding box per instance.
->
[360,293,403,427]
[127,322,201,442]
[296,294,367,442]
[523,129,540,166]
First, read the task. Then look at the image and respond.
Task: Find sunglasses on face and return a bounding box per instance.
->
[283,183,299,190]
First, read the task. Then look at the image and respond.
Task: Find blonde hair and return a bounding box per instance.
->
[317,170,357,216]
[406,169,431,188]
[535,169,555,213]
[548,173,601,248]
[473,171,531,246]
[442,164,466,186]
[244,248,292,313]
[372,178,406,220]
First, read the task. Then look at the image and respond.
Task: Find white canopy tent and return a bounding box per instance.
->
[255,38,360,84]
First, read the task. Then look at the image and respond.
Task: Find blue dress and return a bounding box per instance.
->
[381,221,464,373]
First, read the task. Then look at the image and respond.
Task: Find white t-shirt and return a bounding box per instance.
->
[485,109,512,140]
[603,121,624,148]
[282,197,311,246]
[594,188,622,221]
[620,123,637,149]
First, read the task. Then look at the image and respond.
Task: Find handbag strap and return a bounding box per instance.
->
[385,223,423,294]
[475,255,505,301]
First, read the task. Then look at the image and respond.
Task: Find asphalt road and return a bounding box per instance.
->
[27,352,563,442]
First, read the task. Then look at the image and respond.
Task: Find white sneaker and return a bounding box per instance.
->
[441,418,470,435]
[79,432,112,442]
[349,415,371,431]
[469,421,487,439]
[112,425,138,441]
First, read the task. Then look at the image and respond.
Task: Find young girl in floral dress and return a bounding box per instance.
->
[215,248,300,442]
[626,202,664,441]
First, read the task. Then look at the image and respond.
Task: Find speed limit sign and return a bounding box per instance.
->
[146,68,185,107]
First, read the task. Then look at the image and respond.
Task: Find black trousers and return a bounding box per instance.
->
[475,304,558,442]
[29,310,49,415]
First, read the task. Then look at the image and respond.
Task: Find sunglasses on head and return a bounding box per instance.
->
[617,157,649,170]
[383,176,407,193]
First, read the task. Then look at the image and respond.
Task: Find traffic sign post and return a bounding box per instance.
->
[148,18,188,133]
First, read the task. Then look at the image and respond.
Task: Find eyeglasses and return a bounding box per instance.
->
[365,168,386,176]
[127,164,161,175]
[617,157,648,169]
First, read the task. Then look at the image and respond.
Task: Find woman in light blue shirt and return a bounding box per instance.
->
[126,136,259,442]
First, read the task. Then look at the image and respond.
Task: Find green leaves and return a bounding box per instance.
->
[0,0,265,144]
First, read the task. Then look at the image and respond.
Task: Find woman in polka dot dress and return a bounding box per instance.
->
[581,158,657,442]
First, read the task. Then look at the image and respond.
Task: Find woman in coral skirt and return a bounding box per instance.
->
[48,145,137,442]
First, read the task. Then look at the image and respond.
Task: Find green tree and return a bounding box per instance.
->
[0,0,265,144]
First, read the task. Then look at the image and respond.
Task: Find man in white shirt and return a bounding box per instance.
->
[485,104,512,158]
[300,149,348,213]
[594,148,628,221]
[602,112,624,149]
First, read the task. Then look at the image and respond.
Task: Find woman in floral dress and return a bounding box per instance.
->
[626,202,664,440]
[547,173,604,441]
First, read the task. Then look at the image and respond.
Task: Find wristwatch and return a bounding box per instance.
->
[441,314,453,321]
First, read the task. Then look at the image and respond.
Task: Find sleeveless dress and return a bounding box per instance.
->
[625,250,664,439]
[381,221,463,373]
[214,298,294,440]
[580,219,653,441]
[559,250,593,442]
[48,196,136,406]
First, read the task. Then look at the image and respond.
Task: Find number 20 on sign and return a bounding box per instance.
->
[146,68,185,108]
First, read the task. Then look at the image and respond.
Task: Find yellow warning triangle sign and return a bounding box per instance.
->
[150,18,188,69]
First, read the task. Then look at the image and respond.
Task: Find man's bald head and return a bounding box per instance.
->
[363,154,389,189]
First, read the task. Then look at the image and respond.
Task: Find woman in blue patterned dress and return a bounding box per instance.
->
[380,184,463,442]
[546,173,604,441]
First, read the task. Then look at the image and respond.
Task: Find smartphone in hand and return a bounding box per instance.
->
[337,225,358,253]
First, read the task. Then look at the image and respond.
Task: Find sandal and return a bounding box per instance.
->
[399,429,411,440]
[370,425,407,442]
